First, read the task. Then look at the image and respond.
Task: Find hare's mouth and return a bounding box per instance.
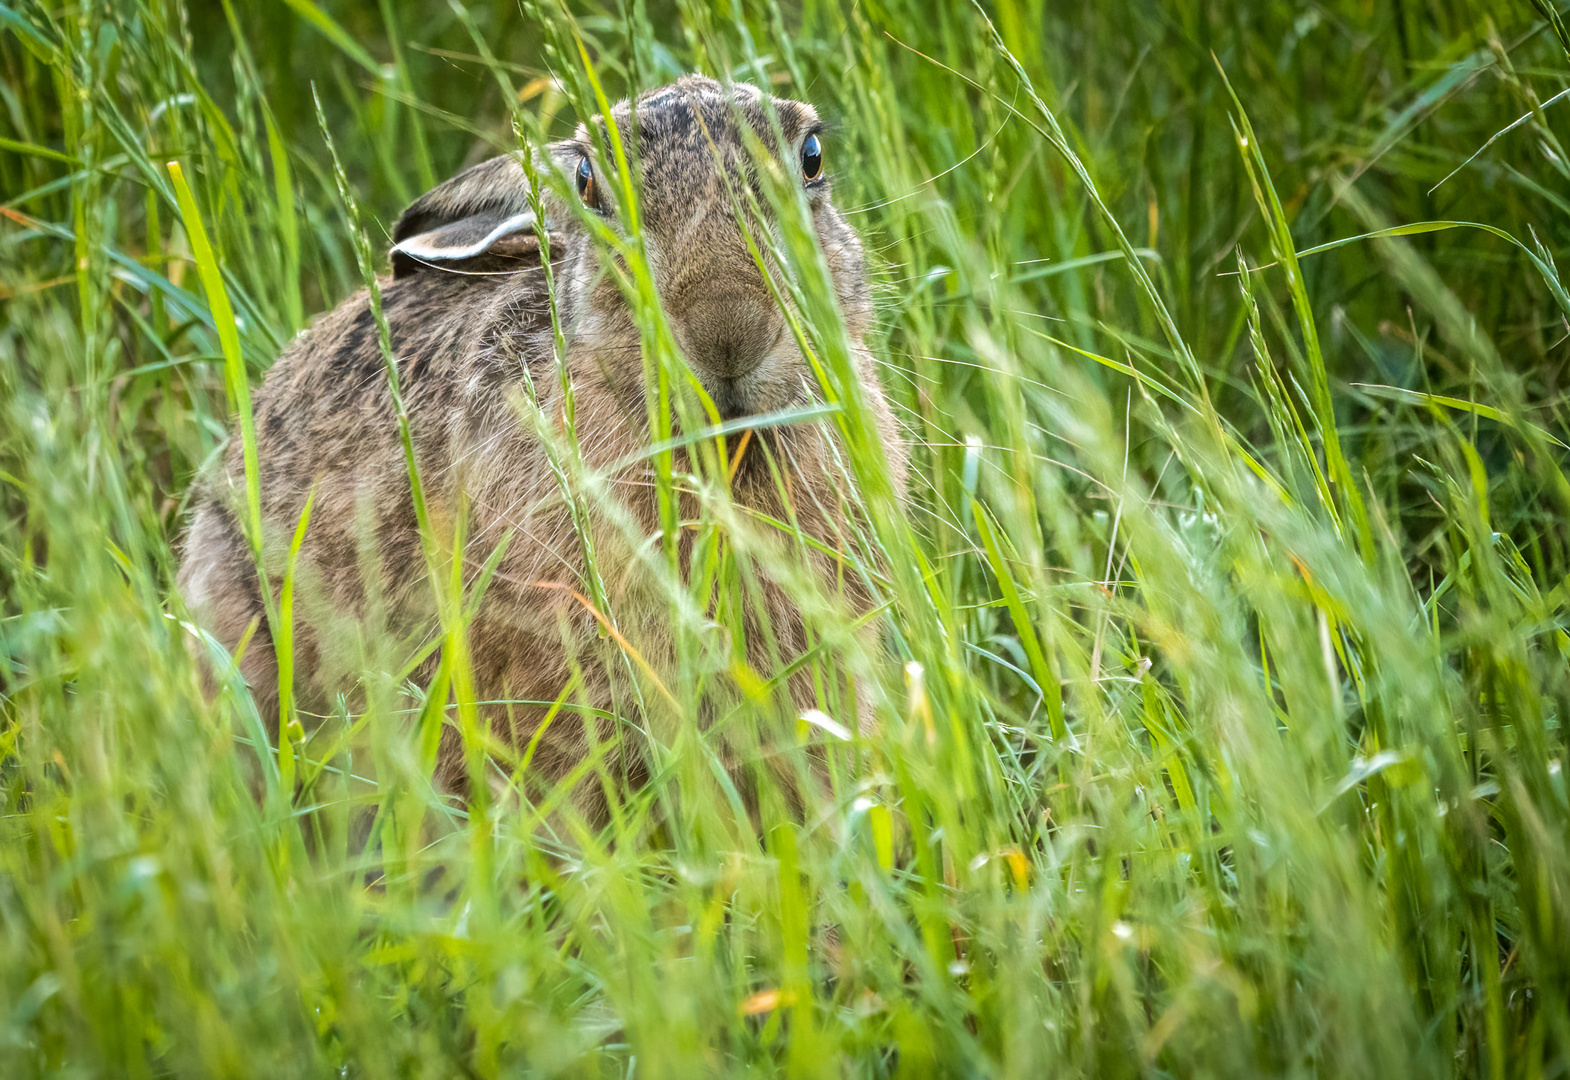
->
[711,374,762,421]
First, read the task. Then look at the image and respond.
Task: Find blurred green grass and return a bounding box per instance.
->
[4,0,1570,1075]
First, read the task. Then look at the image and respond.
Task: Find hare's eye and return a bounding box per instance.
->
[576,157,599,211]
[800,133,823,183]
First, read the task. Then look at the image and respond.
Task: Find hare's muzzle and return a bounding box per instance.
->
[679,292,779,377]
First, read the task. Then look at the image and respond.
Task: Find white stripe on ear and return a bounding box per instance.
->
[390,211,537,263]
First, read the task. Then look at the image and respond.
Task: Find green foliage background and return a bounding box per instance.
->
[4,0,1570,1076]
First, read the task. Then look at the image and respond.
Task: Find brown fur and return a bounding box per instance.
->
[178,76,906,819]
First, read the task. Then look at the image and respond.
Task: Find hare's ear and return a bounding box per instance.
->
[390,153,560,278]
[390,210,537,277]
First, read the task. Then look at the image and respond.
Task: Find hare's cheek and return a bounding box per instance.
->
[819,233,865,293]
[574,252,629,313]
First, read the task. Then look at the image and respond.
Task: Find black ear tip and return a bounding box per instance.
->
[390,248,421,279]
[391,203,432,245]
[389,205,437,275]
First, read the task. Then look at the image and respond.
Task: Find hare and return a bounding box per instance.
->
[178,75,906,819]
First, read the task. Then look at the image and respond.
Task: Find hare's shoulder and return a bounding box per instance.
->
[239,272,539,491]
[261,266,550,407]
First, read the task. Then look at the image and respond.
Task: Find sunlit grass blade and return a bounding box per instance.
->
[167,159,265,563]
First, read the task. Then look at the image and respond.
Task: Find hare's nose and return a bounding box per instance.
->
[680,292,777,380]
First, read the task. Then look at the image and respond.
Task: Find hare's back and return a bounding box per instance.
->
[188,265,551,605]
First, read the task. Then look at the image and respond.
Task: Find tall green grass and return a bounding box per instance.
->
[4,0,1570,1075]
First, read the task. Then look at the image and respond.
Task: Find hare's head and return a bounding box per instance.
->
[390,75,870,421]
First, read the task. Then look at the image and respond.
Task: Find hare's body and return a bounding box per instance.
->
[179,76,904,805]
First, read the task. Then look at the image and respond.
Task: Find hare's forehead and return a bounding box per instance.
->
[583,89,818,158]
